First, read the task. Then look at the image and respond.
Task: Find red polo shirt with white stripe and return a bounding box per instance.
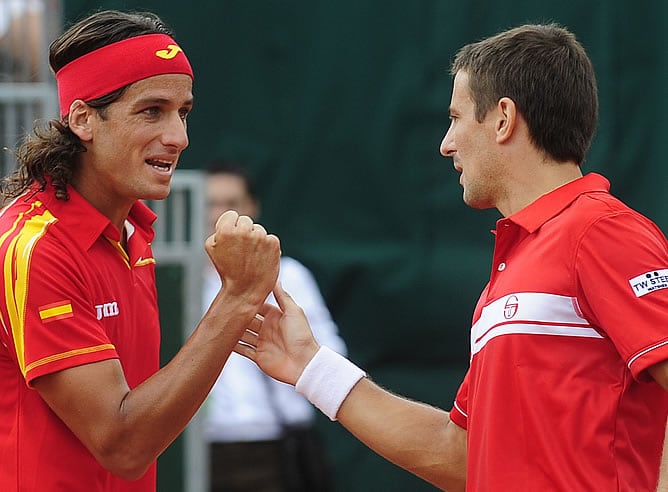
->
[450,173,668,491]
[0,183,160,491]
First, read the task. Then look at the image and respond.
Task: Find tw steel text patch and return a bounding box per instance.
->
[629,269,668,297]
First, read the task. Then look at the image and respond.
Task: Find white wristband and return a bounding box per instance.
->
[295,346,366,421]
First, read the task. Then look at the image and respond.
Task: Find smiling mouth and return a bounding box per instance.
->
[147,158,174,171]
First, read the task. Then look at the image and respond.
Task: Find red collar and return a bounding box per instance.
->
[499,173,610,234]
[37,184,156,250]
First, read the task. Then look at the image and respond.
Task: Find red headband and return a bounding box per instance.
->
[56,33,194,118]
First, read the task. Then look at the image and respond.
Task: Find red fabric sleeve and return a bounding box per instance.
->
[575,212,668,380]
[10,238,119,385]
[450,371,469,430]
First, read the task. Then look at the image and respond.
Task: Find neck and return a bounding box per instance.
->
[497,161,583,217]
[70,175,133,233]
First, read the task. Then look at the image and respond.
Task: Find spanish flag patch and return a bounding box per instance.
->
[39,301,74,323]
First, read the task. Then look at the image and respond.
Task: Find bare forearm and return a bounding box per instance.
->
[115,292,259,469]
[337,378,467,491]
[241,284,468,490]
[36,290,262,480]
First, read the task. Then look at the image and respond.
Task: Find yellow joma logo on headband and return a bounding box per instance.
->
[155,44,183,60]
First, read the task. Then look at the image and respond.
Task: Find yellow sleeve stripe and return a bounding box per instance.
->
[1,206,57,374]
[24,343,116,375]
[39,302,73,322]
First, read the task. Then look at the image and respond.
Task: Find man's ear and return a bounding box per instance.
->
[67,100,95,142]
[495,97,517,144]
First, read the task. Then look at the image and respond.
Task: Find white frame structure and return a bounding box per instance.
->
[148,169,209,492]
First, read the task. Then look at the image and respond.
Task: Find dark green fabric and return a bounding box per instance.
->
[63,2,668,491]
[155,265,186,492]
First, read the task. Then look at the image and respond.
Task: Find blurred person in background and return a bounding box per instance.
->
[203,159,347,492]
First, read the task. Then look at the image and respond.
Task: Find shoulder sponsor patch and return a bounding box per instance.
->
[629,269,668,297]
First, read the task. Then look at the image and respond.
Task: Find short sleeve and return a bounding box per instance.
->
[450,371,470,430]
[576,212,668,379]
[6,238,118,385]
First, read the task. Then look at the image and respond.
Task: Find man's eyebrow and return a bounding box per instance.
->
[448,104,462,116]
[133,96,194,107]
[133,97,169,106]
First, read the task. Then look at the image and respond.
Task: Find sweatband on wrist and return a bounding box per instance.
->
[295,346,366,421]
[56,33,194,118]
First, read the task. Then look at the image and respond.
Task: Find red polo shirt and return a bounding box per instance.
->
[451,173,668,491]
[0,184,160,491]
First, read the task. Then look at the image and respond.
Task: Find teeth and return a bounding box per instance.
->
[148,159,173,169]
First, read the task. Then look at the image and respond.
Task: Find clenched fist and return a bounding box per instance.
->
[205,210,281,306]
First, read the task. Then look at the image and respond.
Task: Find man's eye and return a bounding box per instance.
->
[143,107,160,116]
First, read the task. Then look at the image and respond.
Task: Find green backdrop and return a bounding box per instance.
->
[63,1,668,490]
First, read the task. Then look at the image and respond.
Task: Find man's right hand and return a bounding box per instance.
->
[204,210,281,305]
[235,281,320,386]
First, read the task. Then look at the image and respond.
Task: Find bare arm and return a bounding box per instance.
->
[238,282,467,491]
[336,378,467,491]
[648,360,668,492]
[33,211,280,480]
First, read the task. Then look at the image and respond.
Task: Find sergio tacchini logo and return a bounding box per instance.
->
[504,295,519,319]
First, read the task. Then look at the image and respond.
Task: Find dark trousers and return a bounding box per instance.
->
[210,427,334,492]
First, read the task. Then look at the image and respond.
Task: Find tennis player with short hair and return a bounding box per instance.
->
[239,23,668,492]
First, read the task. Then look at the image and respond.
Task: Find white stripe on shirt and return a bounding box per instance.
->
[471,292,602,356]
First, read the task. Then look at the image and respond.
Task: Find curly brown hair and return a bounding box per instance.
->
[1,10,174,202]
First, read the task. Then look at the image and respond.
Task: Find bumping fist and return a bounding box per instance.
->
[205,210,281,305]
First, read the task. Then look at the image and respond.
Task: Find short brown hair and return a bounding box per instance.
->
[451,23,598,165]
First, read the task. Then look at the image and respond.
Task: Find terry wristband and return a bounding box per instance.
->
[295,345,366,421]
